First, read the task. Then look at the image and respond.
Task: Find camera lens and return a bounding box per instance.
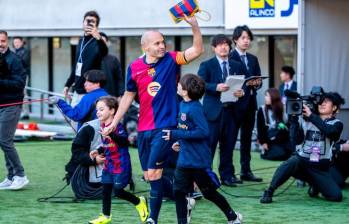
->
[292,102,300,111]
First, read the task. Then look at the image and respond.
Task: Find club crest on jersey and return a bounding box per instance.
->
[148,68,156,77]
[147,82,161,97]
[180,113,187,121]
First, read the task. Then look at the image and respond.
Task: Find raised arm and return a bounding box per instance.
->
[182,15,204,63]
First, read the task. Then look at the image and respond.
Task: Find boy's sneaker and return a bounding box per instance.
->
[8,176,29,190]
[145,218,155,224]
[188,191,203,200]
[296,179,306,188]
[260,189,273,204]
[228,212,243,224]
[187,197,196,223]
[135,196,149,223]
[88,214,112,224]
[0,177,13,190]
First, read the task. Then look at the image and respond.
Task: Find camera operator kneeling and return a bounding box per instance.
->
[64,118,104,199]
[260,92,345,203]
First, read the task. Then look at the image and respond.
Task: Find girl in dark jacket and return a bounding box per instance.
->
[257,88,293,161]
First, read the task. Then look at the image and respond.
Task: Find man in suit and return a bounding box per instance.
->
[228,25,263,182]
[279,65,297,104]
[198,34,245,187]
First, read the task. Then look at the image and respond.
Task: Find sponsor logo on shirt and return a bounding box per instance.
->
[147,82,161,97]
[104,142,116,148]
[178,124,188,130]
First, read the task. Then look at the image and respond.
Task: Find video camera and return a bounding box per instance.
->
[285,86,325,116]
[0,52,9,77]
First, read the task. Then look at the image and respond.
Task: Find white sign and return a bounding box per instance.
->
[225,0,299,29]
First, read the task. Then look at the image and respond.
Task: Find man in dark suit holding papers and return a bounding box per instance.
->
[229,25,263,182]
[198,34,244,187]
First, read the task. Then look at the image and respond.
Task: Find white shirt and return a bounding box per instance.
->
[284,80,294,90]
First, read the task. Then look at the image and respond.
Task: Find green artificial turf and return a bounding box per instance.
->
[0,141,349,224]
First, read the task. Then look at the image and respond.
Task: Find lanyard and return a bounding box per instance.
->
[78,37,94,62]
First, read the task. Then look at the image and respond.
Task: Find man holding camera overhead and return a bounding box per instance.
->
[63,10,108,106]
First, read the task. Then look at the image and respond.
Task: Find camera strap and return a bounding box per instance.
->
[78,37,94,63]
[75,37,93,76]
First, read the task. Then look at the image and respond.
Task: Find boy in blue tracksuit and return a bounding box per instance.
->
[49,69,108,130]
[163,74,242,224]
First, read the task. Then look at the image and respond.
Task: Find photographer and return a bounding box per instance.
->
[64,117,103,199]
[257,88,293,161]
[63,10,107,106]
[260,91,345,203]
[0,30,29,190]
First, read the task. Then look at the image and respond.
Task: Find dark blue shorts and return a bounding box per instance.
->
[174,167,221,193]
[101,170,130,190]
[137,128,174,171]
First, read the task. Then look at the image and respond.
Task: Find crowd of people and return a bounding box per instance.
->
[0,9,348,224]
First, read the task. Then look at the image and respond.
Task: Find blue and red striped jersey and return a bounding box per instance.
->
[101,123,130,174]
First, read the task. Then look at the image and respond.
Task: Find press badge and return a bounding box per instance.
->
[75,62,83,76]
[309,146,320,162]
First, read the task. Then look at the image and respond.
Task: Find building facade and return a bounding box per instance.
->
[1,0,298,117]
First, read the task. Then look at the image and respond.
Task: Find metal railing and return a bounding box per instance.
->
[25,86,69,120]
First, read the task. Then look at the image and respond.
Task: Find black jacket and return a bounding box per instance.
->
[0,48,26,107]
[65,35,108,94]
[198,56,244,121]
[15,47,30,76]
[65,125,97,178]
[101,54,124,97]
[229,49,261,111]
[256,106,289,144]
[279,81,297,98]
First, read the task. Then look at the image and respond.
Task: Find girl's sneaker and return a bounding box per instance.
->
[228,212,243,224]
[88,214,112,224]
[135,196,149,223]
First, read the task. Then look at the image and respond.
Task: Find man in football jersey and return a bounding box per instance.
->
[102,15,203,224]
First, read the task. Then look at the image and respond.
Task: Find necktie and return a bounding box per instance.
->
[222,61,228,81]
[240,55,249,70]
[285,83,289,90]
